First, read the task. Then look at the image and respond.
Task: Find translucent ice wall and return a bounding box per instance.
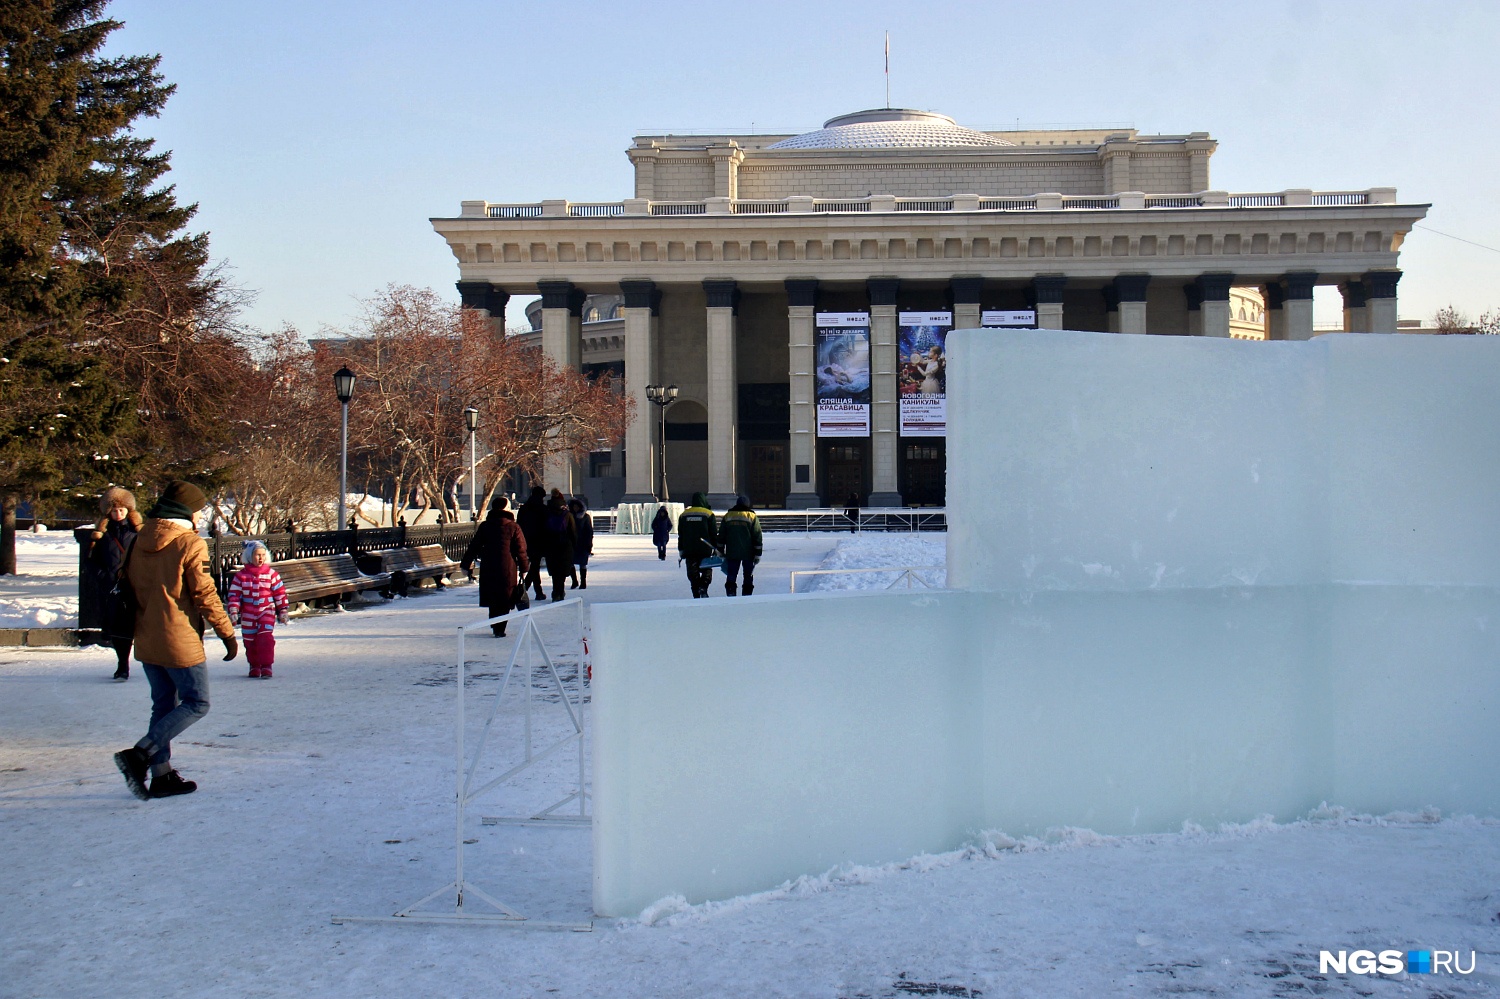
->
[589,330,1500,918]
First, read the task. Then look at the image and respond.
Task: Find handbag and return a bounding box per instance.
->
[510,581,531,611]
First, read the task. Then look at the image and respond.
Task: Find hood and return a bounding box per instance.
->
[136,517,197,553]
[690,492,710,508]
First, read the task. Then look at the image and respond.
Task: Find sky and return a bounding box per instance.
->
[102,0,1500,336]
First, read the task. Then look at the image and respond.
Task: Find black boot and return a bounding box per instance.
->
[579,568,587,589]
[114,747,150,800]
[148,770,197,798]
[743,582,754,596]
[658,548,666,560]
[112,662,129,682]
[725,581,737,597]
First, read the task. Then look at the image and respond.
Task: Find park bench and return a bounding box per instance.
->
[356,544,461,597]
[273,554,391,609]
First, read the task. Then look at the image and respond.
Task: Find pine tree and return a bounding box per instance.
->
[0,0,227,572]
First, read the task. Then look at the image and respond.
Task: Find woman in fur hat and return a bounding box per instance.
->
[88,487,143,680]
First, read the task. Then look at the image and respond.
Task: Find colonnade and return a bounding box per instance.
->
[459,268,1401,506]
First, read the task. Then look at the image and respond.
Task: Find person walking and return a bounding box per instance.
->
[112,481,237,800]
[676,492,720,599]
[720,496,763,597]
[651,505,672,560]
[568,497,594,589]
[541,489,578,602]
[460,497,529,636]
[844,492,860,533]
[516,486,549,602]
[87,486,142,680]
[227,541,289,678]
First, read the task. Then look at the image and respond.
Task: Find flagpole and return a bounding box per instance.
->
[884,31,890,108]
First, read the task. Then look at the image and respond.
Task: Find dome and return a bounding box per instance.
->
[766,109,1013,150]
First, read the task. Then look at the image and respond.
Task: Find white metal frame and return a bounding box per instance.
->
[333,598,593,930]
[788,565,945,594]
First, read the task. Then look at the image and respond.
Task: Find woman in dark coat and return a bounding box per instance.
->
[87,486,143,680]
[460,497,529,636]
[541,489,577,602]
[568,497,594,589]
[651,506,672,560]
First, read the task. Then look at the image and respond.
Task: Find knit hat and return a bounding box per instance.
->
[243,540,269,562]
[149,480,207,521]
[98,486,137,514]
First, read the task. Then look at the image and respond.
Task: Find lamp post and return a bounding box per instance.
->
[463,406,480,520]
[333,366,356,531]
[644,383,678,502]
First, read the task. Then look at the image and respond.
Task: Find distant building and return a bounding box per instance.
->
[434,108,1427,507]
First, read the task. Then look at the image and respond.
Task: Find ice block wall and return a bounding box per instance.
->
[590,331,1500,919]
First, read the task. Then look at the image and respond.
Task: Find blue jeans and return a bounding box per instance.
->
[724,558,754,594]
[138,663,210,774]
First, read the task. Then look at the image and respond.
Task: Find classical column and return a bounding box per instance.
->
[456,282,509,334]
[704,279,740,508]
[619,280,660,503]
[1115,274,1150,334]
[785,279,820,509]
[1340,280,1368,333]
[537,280,584,493]
[1283,272,1317,341]
[1197,273,1235,338]
[951,276,982,331]
[1263,281,1287,341]
[1364,270,1401,333]
[869,277,902,508]
[1184,283,1202,337]
[1032,275,1066,329]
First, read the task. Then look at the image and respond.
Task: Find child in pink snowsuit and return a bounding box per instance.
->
[227,540,289,678]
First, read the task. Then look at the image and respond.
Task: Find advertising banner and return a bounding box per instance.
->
[898,311,952,437]
[815,313,871,437]
[981,310,1037,328]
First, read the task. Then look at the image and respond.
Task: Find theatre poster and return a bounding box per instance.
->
[815,313,871,437]
[898,311,952,437]
[981,310,1037,328]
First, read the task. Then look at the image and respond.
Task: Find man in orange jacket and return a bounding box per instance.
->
[113,481,238,799]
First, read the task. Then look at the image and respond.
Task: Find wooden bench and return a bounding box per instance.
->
[356,544,461,597]
[273,554,392,608]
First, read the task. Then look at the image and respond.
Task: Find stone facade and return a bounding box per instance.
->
[436,109,1428,508]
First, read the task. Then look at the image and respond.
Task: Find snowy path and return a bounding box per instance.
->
[2,532,1498,997]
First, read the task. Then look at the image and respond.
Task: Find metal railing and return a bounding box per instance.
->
[815,201,872,212]
[979,198,1038,210]
[1146,196,1203,208]
[1311,192,1370,205]
[896,200,955,211]
[649,202,707,216]
[567,203,624,217]
[487,204,544,218]
[1228,194,1285,207]
[789,565,945,594]
[1062,196,1121,209]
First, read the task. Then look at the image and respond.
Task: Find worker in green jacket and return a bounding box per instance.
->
[676,492,720,599]
[720,496,763,596]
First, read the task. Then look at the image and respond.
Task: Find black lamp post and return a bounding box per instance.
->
[644,383,679,501]
[463,406,480,520]
[333,366,356,530]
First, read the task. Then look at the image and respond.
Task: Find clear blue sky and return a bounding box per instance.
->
[105,0,1500,334]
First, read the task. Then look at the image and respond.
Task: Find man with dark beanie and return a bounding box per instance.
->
[113,481,237,800]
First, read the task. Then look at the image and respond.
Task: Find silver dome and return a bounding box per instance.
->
[767,109,1013,150]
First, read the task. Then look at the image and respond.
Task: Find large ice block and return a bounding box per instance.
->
[589,331,1500,918]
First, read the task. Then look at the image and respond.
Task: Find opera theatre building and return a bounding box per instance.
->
[431,108,1427,509]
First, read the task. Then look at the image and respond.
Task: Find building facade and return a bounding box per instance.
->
[433,108,1428,508]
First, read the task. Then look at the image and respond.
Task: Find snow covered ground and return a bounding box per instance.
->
[0,529,80,627]
[2,531,1498,997]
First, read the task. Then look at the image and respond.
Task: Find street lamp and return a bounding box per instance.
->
[463,406,480,520]
[333,366,356,531]
[644,383,678,502]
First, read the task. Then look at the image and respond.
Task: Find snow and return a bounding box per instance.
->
[2,531,1498,995]
[0,531,81,627]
